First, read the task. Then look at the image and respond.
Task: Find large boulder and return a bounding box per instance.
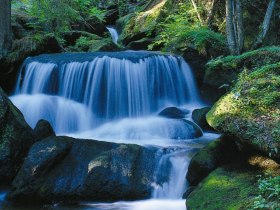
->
[0,88,35,184]
[206,61,280,162]
[186,156,280,210]
[8,136,157,203]
[186,136,239,186]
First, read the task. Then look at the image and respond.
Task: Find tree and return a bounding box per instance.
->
[252,0,276,49]
[0,0,12,55]
[226,0,244,55]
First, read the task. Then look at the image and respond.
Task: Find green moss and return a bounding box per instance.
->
[204,47,280,87]
[120,0,171,41]
[187,166,258,210]
[207,61,280,160]
[69,36,121,52]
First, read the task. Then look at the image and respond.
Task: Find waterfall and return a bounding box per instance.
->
[107,26,119,44]
[10,51,215,205]
[12,51,201,134]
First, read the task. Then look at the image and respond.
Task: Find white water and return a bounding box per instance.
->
[106,26,119,44]
[8,52,218,210]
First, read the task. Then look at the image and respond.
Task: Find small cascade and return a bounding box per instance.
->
[106,26,119,44]
[152,148,192,199]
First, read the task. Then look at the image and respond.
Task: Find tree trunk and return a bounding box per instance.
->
[252,0,276,49]
[226,0,237,54]
[236,0,244,53]
[190,0,203,24]
[207,0,217,28]
[226,0,244,55]
[0,0,12,55]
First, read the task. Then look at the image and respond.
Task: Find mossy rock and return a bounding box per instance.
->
[207,61,280,162]
[204,47,280,88]
[187,136,239,186]
[120,0,172,46]
[69,36,122,52]
[186,156,280,210]
[0,87,35,184]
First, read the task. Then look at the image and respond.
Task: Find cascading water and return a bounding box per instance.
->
[9,51,219,210]
[106,26,119,44]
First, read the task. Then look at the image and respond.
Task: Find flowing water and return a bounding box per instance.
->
[4,50,219,210]
[106,26,119,44]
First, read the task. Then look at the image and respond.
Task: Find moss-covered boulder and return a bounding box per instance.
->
[120,0,171,46]
[207,62,280,161]
[204,47,280,88]
[69,36,122,52]
[8,136,157,203]
[0,87,35,184]
[186,156,280,210]
[187,137,239,186]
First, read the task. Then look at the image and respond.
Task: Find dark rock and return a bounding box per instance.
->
[186,136,239,186]
[182,48,208,87]
[192,107,212,130]
[8,136,157,203]
[126,38,154,50]
[71,18,107,37]
[183,186,196,199]
[0,87,35,184]
[33,119,55,140]
[158,107,189,119]
[105,8,119,25]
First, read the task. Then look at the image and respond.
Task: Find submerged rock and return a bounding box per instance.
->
[8,136,157,203]
[0,88,35,184]
[33,119,56,140]
[186,137,239,186]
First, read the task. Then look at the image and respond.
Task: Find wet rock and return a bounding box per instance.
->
[0,87,35,184]
[33,119,55,140]
[8,136,157,203]
[192,107,212,130]
[158,107,189,119]
[186,137,239,186]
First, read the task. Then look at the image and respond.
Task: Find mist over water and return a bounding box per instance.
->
[9,51,218,210]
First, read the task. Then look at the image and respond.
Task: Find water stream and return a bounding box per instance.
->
[106,26,119,44]
[3,39,218,209]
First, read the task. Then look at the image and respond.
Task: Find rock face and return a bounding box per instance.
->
[186,137,239,186]
[9,136,157,203]
[206,60,280,162]
[33,119,55,141]
[0,88,35,184]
